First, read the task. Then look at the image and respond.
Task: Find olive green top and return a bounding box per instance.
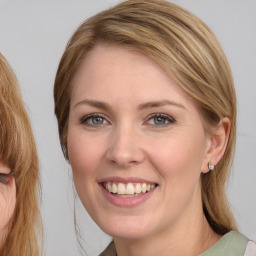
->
[99,231,250,256]
[200,231,248,256]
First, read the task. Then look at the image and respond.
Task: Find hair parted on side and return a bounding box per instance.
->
[54,0,237,235]
[0,52,42,256]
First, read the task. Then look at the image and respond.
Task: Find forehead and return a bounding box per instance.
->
[0,162,11,174]
[71,44,195,106]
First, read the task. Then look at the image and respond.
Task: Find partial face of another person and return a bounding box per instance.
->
[67,45,213,240]
[0,162,16,239]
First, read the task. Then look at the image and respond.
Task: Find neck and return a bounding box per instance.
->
[114,211,221,256]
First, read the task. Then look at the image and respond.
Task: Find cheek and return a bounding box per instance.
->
[0,178,16,232]
[145,133,206,224]
[148,132,207,186]
[67,129,104,180]
[67,129,106,217]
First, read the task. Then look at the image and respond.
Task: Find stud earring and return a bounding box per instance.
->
[208,163,215,171]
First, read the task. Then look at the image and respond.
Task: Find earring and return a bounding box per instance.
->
[208,163,215,171]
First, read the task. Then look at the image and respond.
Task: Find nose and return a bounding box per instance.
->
[106,125,145,168]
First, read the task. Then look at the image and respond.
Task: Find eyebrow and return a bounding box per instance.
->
[73,99,186,111]
[138,100,186,111]
[73,99,111,111]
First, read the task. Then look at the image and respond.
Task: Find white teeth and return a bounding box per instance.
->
[141,183,147,193]
[103,181,156,195]
[150,184,156,189]
[107,182,112,192]
[117,183,126,195]
[112,183,117,193]
[126,183,135,195]
[135,183,142,193]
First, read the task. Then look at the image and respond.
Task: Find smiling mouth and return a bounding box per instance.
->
[101,182,158,198]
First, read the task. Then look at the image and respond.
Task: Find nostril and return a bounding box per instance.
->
[106,147,145,167]
[105,132,145,166]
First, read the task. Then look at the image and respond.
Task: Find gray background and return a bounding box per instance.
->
[0,0,255,255]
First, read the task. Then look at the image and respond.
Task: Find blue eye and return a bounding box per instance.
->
[80,114,108,126]
[147,114,175,127]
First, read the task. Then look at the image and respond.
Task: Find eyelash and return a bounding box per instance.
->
[80,113,175,128]
[0,173,13,185]
[80,113,109,127]
[146,113,176,127]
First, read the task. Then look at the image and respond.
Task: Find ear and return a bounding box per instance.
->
[201,117,231,173]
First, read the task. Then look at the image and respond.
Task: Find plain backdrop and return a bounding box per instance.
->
[0,0,255,255]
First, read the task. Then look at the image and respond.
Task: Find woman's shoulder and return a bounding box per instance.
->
[245,240,256,256]
[200,231,256,256]
[99,232,256,256]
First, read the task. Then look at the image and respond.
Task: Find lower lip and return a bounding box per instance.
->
[100,184,157,208]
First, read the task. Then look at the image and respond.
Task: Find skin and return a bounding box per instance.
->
[67,44,229,256]
[0,162,16,245]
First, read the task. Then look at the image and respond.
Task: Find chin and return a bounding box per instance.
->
[97,214,153,240]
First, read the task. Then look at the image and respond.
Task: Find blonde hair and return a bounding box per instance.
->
[0,52,42,255]
[54,0,237,235]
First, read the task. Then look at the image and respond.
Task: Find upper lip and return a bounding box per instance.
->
[98,176,158,184]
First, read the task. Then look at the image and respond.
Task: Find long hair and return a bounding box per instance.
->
[0,52,42,255]
[54,0,237,235]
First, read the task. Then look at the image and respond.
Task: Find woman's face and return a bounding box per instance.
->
[0,162,16,240]
[67,45,212,240]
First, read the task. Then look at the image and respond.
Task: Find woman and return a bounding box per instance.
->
[54,0,256,255]
[0,53,42,255]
